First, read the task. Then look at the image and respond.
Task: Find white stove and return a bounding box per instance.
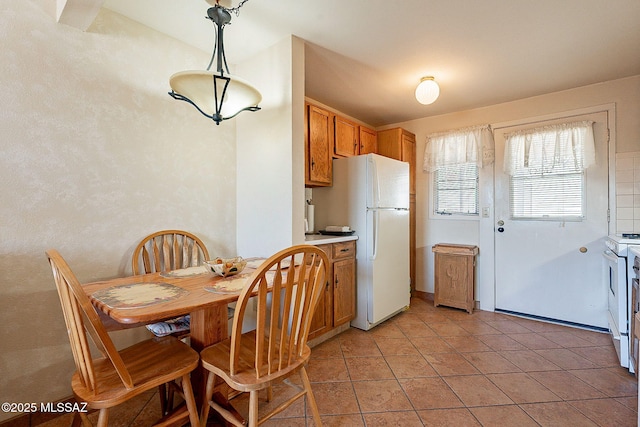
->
[605,233,640,256]
[604,234,640,372]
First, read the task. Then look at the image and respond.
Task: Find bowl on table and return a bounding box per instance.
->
[204,257,247,277]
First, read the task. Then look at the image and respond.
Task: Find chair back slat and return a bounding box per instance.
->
[132,230,210,274]
[141,246,152,274]
[229,245,328,378]
[161,235,171,270]
[52,263,96,391]
[47,250,134,394]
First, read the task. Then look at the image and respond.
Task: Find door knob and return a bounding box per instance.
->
[497,227,504,233]
[497,220,504,226]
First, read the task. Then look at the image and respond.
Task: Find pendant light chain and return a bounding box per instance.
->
[226,0,251,17]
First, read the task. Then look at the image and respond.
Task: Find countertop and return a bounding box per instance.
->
[304,233,358,245]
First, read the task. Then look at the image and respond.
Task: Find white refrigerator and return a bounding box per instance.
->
[313,154,410,330]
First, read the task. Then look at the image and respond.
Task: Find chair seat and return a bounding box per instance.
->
[72,336,199,409]
[146,315,191,337]
[200,330,312,393]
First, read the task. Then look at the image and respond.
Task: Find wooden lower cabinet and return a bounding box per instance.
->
[308,241,356,340]
[432,244,478,313]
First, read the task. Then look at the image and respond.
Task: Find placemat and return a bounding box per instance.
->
[160,265,208,278]
[204,271,283,294]
[91,282,189,309]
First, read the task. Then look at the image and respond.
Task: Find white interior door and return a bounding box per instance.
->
[494,111,610,329]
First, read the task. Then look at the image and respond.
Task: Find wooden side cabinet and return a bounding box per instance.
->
[432,244,478,313]
[308,240,356,340]
[305,103,333,187]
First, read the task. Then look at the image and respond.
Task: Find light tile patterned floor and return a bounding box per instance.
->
[36,297,638,426]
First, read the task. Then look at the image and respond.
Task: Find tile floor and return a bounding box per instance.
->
[35,297,638,426]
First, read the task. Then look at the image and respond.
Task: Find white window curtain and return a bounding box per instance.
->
[423,125,494,172]
[503,121,595,176]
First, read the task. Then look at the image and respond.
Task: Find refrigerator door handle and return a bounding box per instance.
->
[370,156,380,208]
[371,209,379,260]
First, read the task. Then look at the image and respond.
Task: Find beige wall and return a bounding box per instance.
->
[386,76,640,303]
[0,1,239,417]
[236,36,307,258]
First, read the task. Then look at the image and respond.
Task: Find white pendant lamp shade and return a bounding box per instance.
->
[168,1,261,125]
[415,76,440,105]
[169,70,262,120]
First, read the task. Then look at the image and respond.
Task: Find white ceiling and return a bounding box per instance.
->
[102,0,640,127]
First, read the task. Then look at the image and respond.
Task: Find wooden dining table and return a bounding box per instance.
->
[82,263,262,401]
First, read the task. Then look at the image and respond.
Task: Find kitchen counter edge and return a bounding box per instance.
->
[304,234,358,245]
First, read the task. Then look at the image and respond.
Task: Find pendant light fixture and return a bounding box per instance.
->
[168,0,261,125]
[415,76,440,105]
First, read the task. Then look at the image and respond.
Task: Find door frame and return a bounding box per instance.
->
[477,103,616,313]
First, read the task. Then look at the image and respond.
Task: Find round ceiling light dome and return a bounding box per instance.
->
[415,76,440,105]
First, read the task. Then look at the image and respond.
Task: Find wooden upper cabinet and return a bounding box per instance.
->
[305,103,333,187]
[334,115,359,157]
[359,126,377,155]
[377,127,416,195]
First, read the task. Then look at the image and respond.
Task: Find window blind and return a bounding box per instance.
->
[434,163,479,215]
[510,169,584,219]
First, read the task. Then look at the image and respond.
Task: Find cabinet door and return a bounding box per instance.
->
[334,116,359,157]
[359,126,377,155]
[333,257,356,326]
[308,245,333,339]
[376,128,402,160]
[308,276,332,339]
[434,253,474,313]
[306,104,332,186]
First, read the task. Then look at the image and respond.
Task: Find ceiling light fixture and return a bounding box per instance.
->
[415,76,440,105]
[168,0,261,125]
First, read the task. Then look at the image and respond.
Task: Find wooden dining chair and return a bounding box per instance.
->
[131,230,210,337]
[199,245,329,427]
[131,230,211,413]
[132,229,210,275]
[46,250,201,427]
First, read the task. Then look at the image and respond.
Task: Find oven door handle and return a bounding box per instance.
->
[603,250,619,263]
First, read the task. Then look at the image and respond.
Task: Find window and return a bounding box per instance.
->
[434,162,479,215]
[424,125,493,218]
[504,121,594,220]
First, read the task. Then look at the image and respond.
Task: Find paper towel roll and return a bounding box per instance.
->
[306,204,315,233]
